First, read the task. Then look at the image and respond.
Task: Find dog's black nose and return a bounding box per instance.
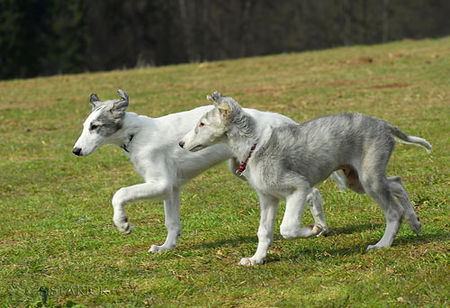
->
[72,147,82,156]
[179,141,185,148]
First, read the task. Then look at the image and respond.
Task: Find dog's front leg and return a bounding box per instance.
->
[240,192,279,266]
[280,187,321,239]
[149,187,182,253]
[112,181,171,234]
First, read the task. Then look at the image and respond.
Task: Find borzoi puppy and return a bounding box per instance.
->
[72,90,328,253]
[180,91,431,265]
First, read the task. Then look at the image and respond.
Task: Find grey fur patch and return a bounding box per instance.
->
[91,108,123,137]
[88,93,129,137]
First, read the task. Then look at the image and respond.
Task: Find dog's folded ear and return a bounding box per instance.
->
[117,89,129,102]
[206,91,223,104]
[90,93,100,110]
[207,91,239,120]
[216,100,231,119]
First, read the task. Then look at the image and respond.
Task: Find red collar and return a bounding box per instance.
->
[237,143,257,175]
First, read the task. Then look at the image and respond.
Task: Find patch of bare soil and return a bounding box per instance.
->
[364,82,412,89]
[339,56,374,66]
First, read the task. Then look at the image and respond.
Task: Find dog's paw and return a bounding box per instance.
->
[148,245,165,253]
[366,244,383,251]
[239,257,264,266]
[114,217,134,234]
[119,222,134,234]
[307,224,328,237]
[148,244,175,253]
[406,216,422,234]
[148,245,162,253]
[315,224,329,237]
[411,221,422,234]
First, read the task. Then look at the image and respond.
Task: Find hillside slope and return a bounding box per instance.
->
[0,37,448,306]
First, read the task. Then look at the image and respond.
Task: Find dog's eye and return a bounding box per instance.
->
[199,122,205,127]
[90,124,99,130]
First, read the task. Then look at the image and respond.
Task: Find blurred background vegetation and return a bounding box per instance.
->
[0,0,449,80]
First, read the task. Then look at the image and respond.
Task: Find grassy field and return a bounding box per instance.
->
[0,37,449,307]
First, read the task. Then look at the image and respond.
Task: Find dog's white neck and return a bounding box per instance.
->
[108,112,144,149]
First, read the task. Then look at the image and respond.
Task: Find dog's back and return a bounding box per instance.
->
[256,113,394,185]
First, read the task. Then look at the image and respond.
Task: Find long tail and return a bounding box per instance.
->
[389,126,432,153]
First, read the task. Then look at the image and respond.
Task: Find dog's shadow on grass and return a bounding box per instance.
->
[190,222,381,251]
[394,231,449,246]
[189,223,448,261]
[188,235,260,251]
[266,229,449,264]
[326,222,382,236]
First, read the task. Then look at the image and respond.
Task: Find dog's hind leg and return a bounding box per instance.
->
[353,138,404,250]
[360,172,405,250]
[388,176,421,234]
[306,188,329,236]
[240,192,279,266]
[149,187,182,253]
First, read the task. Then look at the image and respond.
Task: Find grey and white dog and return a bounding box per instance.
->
[72,90,329,253]
[180,92,432,266]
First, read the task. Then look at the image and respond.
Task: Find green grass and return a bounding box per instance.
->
[0,37,449,307]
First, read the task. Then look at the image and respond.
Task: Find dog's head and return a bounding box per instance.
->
[72,89,129,156]
[179,91,242,152]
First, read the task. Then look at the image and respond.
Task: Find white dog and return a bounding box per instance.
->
[73,90,329,253]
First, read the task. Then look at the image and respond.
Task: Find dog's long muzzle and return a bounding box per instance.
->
[179,141,204,152]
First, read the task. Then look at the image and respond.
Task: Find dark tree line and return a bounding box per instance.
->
[1,0,449,80]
